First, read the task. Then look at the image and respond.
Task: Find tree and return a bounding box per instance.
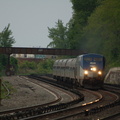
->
[66,0,100,50]
[47,20,70,48]
[0,24,15,47]
[71,0,100,13]
[47,0,100,50]
[0,24,16,74]
[83,0,120,63]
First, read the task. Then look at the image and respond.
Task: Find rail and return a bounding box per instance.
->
[0,75,84,120]
[1,75,119,120]
[21,75,120,120]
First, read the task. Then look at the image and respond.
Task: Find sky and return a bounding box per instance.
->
[0,0,73,48]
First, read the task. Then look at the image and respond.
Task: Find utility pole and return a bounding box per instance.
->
[0,78,1,106]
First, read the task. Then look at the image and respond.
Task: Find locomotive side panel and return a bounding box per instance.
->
[61,59,68,79]
[53,60,59,79]
[76,56,84,86]
[69,59,76,79]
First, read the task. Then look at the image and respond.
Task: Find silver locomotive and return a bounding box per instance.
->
[53,53,105,89]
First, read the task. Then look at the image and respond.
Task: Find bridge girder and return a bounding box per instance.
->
[0,47,86,56]
[0,47,86,76]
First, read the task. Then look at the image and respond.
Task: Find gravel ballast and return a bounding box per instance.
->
[0,76,55,111]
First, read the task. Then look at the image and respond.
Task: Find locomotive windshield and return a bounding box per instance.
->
[80,54,105,70]
[93,58,102,61]
[84,57,92,61]
[84,57,102,61]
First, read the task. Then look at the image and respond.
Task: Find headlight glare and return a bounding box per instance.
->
[98,71,102,75]
[84,70,88,75]
[93,67,97,71]
[91,67,97,71]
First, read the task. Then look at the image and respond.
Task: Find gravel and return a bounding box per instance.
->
[0,76,55,111]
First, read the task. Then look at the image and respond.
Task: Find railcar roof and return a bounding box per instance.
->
[79,53,104,57]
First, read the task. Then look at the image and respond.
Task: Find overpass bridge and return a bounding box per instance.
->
[0,47,85,55]
[0,47,86,75]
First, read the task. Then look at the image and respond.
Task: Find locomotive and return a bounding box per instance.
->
[53,53,105,89]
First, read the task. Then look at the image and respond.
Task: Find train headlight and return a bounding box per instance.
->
[84,70,88,75]
[98,71,102,75]
[91,67,97,71]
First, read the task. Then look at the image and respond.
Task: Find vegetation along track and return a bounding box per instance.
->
[0,75,83,120]
[1,82,10,98]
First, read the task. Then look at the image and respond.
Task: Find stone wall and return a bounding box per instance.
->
[105,67,120,84]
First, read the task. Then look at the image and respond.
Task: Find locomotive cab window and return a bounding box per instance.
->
[93,58,102,61]
[84,57,92,61]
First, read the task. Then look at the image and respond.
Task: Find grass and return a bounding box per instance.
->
[0,80,16,99]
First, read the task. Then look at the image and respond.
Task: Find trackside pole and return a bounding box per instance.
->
[0,78,1,106]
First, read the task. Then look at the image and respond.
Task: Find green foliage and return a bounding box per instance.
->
[47,0,120,71]
[47,20,70,48]
[0,55,18,75]
[47,0,99,50]
[1,80,16,99]
[0,55,7,75]
[0,24,16,75]
[18,61,37,75]
[18,59,54,75]
[19,61,37,70]
[0,54,7,68]
[10,56,18,71]
[66,0,100,50]
[37,59,54,74]
[83,0,120,65]
[71,0,100,13]
[0,24,15,47]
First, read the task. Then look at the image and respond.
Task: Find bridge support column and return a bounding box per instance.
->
[5,54,11,76]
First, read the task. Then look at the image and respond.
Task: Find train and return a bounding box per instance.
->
[53,53,105,89]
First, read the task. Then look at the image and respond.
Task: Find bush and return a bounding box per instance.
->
[18,59,54,75]
[37,59,54,74]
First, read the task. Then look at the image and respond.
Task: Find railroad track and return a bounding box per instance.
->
[0,75,119,120]
[23,74,120,120]
[104,83,120,94]
[22,90,119,120]
[0,78,62,118]
[0,75,83,120]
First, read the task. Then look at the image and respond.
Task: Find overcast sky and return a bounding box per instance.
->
[0,0,72,48]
